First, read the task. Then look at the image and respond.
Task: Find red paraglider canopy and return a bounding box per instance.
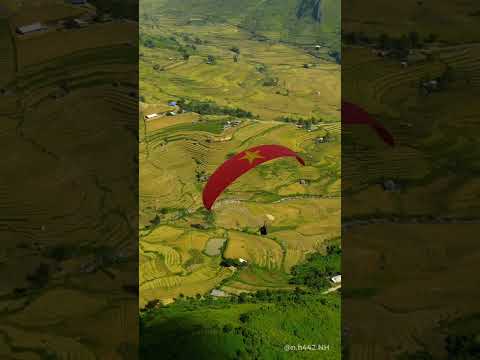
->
[202,144,305,210]
[342,101,395,146]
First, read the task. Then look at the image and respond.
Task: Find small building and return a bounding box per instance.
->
[372,49,390,57]
[210,289,227,297]
[64,18,88,28]
[238,258,248,264]
[168,101,177,107]
[16,22,47,35]
[331,275,342,284]
[166,111,177,116]
[315,45,321,51]
[407,52,427,64]
[144,113,159,120]
[382,179,399,192]
[73,18,88,27]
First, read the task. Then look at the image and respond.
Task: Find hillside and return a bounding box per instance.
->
[140,0,340,52]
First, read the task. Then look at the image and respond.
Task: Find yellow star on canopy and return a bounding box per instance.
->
[240,150,264,164]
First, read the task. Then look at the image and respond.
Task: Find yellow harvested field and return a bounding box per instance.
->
[224,232,284,270]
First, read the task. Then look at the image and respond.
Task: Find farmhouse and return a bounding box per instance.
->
[331,275,342,284]
[210,289,227,297]
[422,79,439,91]
[144,113,159,120]
[64,18,88,28]
[382,179,400,192]
[16,22,47,35]
[188,18,205,24]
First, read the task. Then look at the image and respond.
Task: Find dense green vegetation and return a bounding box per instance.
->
[89,0,138,20]
[140,291,340,360]
[290,244,341,289]
[177,98,254,118]
[140,245,341,359]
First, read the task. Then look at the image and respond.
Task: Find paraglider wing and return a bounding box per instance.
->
[202,144,305,210]
[342,101,395,146]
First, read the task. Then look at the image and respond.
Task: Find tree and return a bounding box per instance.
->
[207,55,216,64]
[223,324,233,333]
[230,46,240,54]
[426,33,438,43]
[144,38,155,48]
[239,313,250,323]
[144,299,159,310]
[238,293,248,304]
[26,263,50,288]
[150,214,160,226]
[408,31,420,48]
[343,32,358,45]
[183,53,190,61]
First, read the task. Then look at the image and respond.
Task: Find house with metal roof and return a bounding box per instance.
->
[16,23,47,35]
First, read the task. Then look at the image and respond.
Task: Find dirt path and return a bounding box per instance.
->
[322,284,341,294]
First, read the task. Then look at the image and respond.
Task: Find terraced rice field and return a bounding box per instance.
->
[140,13,340,305]
[0,19,15,86]
[0,4,138,358]
[342,2,480,356]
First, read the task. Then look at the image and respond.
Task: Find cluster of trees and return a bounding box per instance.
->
[89,0,138,21]
[289,244,341,290]
[343,31,439,58]
[178,45,196,61]
[329,50,341,64]
[26,263,50,289]
[263,76,279,87]
[206,55,217,64]
[176,98,254,118]
[195,169,207,182]
[140,34,178,49]
[140,34,195,60]
[397,333,480,360]
[419,66,456,94]
[140,285,330,315]
[278,116,323,129]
